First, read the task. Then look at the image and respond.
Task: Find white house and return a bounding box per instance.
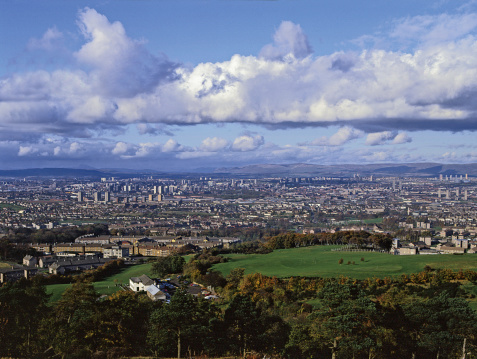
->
[129,274,154,292]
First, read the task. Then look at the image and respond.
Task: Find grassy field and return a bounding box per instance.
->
[0,261,14,268]
[46,262,155,302]
[59,219,108,225]
[0,203,26,211]
[213,245,477,279]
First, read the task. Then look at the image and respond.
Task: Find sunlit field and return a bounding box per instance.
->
[213,245,477,279]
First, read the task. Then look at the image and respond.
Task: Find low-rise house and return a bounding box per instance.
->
[103,245,130,258]
[23,255,37,267]
[48,255,111,275]
[438,245,467,254]
[52,243,85,255]
[0,268,39,283]
[129,274,154,292]
[31,243,52,254]
[398,247,418,255]
[75,235,111,244]
[136,244,172,257]
[145,285,167,301]
[38,255,57,268]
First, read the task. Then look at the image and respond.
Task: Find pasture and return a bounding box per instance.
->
[46,262,155,302]
[213,245,477,279]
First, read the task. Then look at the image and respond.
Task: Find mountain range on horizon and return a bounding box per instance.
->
[1,162,477,178]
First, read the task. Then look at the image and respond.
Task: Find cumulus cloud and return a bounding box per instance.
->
[259,21,313,60]
[112,141,129,155]
[18,146,37,156]
[162,139,181,152]
[5,9,477,140]
[69,142,83,153]
[365,131,412,146]
[310,126,363,146]
[75,8,177,97]
[27,27,64,51]
[231,135,264,151]
[365,131,395,146]
[392,132,412,144]
[200,137,229,152]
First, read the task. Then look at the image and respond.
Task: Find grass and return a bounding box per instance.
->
[213,245,477,280]
[0,203,26,211]
[0,261,14,268]
[59,219,108,225]
[46,262,155,303]
[362,217,384,224]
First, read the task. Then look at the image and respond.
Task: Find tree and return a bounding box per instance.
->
[44,281,101,358]
[0,278,50,357]
[151,255,185,278]
[404,291,477,358]
[313,281,378,359]
[96,291,155,357]
[149,288,216,358]
[285,323,319,359]
[224,294,264,357]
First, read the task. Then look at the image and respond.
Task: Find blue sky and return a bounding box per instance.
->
[2,0,477,171]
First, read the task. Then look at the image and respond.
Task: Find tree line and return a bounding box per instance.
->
[262,231,393,252]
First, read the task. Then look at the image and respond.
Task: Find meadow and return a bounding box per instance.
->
[213,245,477,279]
[46,262,154,302]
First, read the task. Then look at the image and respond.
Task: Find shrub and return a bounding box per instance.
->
[338,258,344,265]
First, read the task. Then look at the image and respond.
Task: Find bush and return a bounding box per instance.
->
[338,258,344,265]
[361,257,365,262]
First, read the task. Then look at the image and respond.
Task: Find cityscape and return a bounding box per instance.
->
[2,0,477,358]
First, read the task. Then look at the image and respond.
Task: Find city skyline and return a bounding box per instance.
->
[2,0,477,171]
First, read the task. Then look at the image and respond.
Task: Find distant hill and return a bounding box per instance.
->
[1,163,477,178]
[214,163,477,177]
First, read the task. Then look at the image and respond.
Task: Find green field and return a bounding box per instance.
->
[46,262,155,302]
[0,261,14,269]
[213,246,477,279]
[0,203,26,211]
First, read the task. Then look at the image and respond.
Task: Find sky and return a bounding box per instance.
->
[2,0,477,171]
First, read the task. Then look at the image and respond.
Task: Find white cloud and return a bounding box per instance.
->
[27,27,64,51]
[310,126,363,146]
[259,21,313,60]
[4,9,477,137]
[74,8,176,97]
[390,13,477,46]
[365,131,395,146]
[392,132,412,144]
[231,135,264,151]
[18,146,36,156]
[112,141,129,155]
[200,137,229,152]
[365,131,412,146]
[442,151,457,160]
[162,139,181,152]
[69,142,83,153]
